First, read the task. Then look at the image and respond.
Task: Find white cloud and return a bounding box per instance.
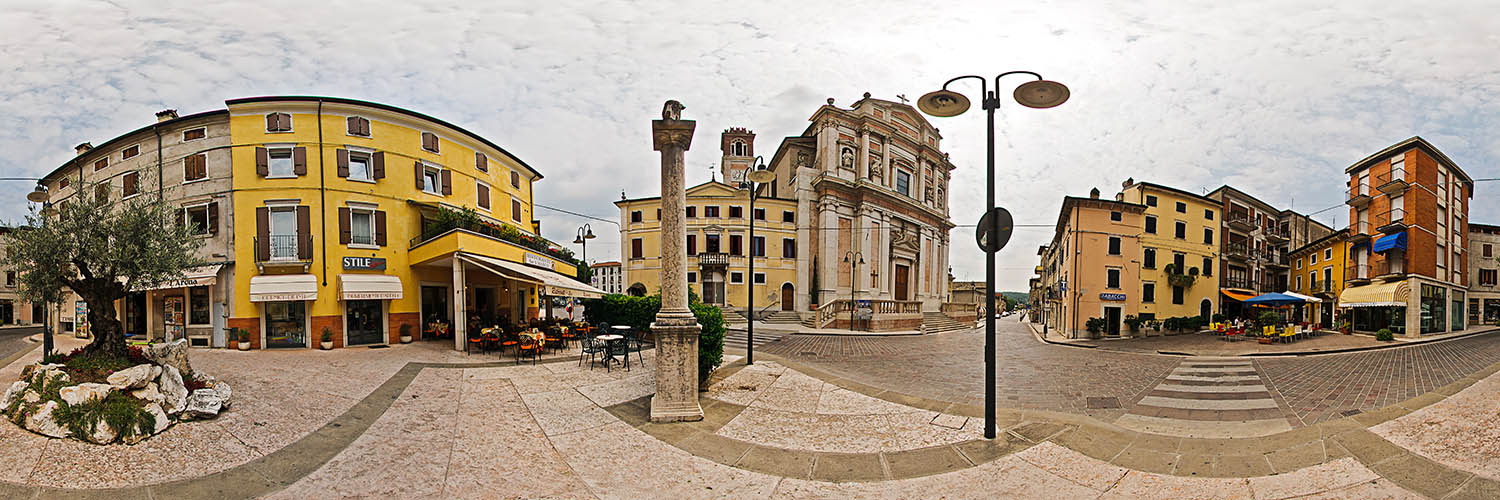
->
[1,0,1496,292]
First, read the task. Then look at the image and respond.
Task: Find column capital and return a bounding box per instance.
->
[652,120,697,151]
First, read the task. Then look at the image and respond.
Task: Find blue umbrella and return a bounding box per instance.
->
[1242,292,1306,307]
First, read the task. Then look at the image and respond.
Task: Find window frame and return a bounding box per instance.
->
[347,206,378,248]
[421,165,444,195]
[1175,201,1187,213]
[729,206,744,219]
[783,238,796,258]
[1204,209,1214,220]
[183,153,208,183]
[630,211,643,223]
[630,238,643,259]
[346,116,372,138]
[1110,211,1122,222]
[1142,282,1156,303]
[122,171,141,199]
[420,131,441,153]
[730,271,745,284]
[753,272,766,284]
[263,113,292,133]
[1143,247,1156,269]
[510,197,523,223]
[1108,236,1121,256]
[183,203,212,237]
[1106,267,1122,290]
[1174,220,1186,239]
[1144,216,1157,234]
[183,127,208,141]
[782,210,795,223]
[266,147,297,179]
[895,169,912,196]
[346,150,374,183]
[1145,195,1158,207]
[704,205,720,218]
[121,144,140,160]
[1203,227,1214,245]
[187,286,211,326]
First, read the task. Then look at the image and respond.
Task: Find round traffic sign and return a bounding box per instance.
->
[976,207,1013,253]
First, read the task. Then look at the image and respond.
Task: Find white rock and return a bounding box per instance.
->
[86,420,118,445]
[24,401,70,438]
[22,390,40,404]
[125,403,172,445]
[183,389,223,420]
[159,365,189,415]
[213,381,232,410]
[151,365,162,381]
[1,381,26,409]
[59,383,114,407]
[129,382,164,405]
[107,364,156,390]
[145,339,193,375]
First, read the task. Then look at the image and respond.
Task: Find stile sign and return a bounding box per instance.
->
[342,256,387,270]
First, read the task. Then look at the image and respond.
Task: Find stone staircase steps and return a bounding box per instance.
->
[922,312,971,334]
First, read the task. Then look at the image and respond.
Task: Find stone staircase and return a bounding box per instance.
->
[723,310,749,328]
[922,312,972,334]
[762,311,803,326]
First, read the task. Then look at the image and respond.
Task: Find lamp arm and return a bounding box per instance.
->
[941,75,988,98]
[993,71,1043,90]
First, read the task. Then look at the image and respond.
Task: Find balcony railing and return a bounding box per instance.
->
[1223,277,1256,290]
[1346,185,1372,207]
[1258,282,1281,293]
[1376,208,1407,233]
[1349,264,1371,281]
[1263,251,1289,267]
[1375,167,1409,195]
[1225,241,1250,260]
[1264,227,1290,242]
[697,252,729,267]
[255,234,311,263]
[1227,214,1256,232]
[1374,260,1406,279]
[1349,221,1372,242]
[1309,281,1327,294]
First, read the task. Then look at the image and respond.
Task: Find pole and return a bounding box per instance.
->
[747,189,755,365]
[983,89,998,440]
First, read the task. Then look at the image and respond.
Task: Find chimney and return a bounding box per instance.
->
[1089,187,1100,199]
[1122,177,1134,188]
[74,142,93,155]
[1115,192,1124,202]
[155,109,179,122]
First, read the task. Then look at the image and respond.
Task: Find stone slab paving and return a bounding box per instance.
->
[1372,361,1500,482]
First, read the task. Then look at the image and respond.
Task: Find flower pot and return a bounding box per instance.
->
[400,335,413,344]
[1258,337,1273,344]
[237,342,251,351]
[320,341,334,350]
[228,340,238,350]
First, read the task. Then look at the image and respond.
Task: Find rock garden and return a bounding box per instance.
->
[0,339,231,445]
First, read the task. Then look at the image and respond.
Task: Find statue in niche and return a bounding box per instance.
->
[839,147,855,170]
[868,160,882,180]
[796,151,809,168]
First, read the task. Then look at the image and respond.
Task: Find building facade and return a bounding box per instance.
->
[1037,190,1146,338]
[590,261,623,295]
[36,96,600,351]
[1288,229,1349,327]
[1206,185,1333,317]
[1340,137,1473,337]
[0,227,40,327]
[1469,223,1500,326]
[1120,180,1222,322]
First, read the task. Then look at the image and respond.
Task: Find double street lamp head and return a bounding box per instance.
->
[916,78,1070,117]
[573,224,596,245]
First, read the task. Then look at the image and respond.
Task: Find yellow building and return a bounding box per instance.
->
[1289,229,1349,327]
[1120,180,1222,321]
[617,180,800,314]
[1036,189,1146,338]
[224,97,601,350]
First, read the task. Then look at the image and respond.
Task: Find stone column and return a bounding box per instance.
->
[452,259,466,352]
[650,107,704,423]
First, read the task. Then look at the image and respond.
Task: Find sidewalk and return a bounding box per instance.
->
[729,321,924,336]
[1026,320,1500,357]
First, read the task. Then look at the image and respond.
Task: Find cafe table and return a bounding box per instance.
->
[596,333,625,368]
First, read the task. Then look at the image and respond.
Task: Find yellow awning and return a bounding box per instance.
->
[1338,281,1410,308]
[1221,290,1257,302]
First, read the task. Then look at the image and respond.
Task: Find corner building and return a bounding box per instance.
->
[1120,180,1222,322]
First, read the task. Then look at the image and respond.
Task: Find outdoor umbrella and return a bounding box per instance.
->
[1242,292,1307,307]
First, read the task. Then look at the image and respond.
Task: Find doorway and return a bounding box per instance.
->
[474,287,494,325]
[781,283,795,311]
[346,300,384,346]
[124,292,147,338]
[420,285,449,327]
[894,265,910,301]
[1104,306,1122,337]
[1199,299,1212,320]
[264,301,307,348]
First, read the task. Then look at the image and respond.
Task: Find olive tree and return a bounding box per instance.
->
[2,177,205,358]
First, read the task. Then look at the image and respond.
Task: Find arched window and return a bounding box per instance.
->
[730,140,747,157]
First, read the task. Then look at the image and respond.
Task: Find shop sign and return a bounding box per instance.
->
[342,256,386,270]
[524,252,552,269]
[1099,293,1127,301]
[253,293,318,302]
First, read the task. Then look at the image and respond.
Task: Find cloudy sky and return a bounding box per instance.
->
[1,0,1496,291]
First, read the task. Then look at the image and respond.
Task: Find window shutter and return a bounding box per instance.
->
[182,156,193,180]
[197,154,208,179]
[336,149,349,178]
[475,152,487,172]
[477,184,489,209]
[124,173,137,195]
[292,147,307,175]
[207,202,219,235]
[266,114,278,131]
[360,117,371,136]
[255,147,269,176]
[255,207,269,261]
[440,170,452,195]
[279,113,291,131]
[372,152,385,179]
[338,207,351,244]
[414,161,424,190]
[375,211,387,246]
[347,116,360,135]
[296,205,312,259]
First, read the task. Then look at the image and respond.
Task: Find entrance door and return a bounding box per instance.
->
[264,301,307,348]
[0,301,11,325]
[1200,299,1212,320]
[474,288,494,325]
[894,265,910,301]
[125,292,147,338]
[781,283,794,311]
[1104,306,1122,336]
[420,285,449,330]
[346,300,384,345]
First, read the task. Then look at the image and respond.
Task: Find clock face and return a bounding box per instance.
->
[731,168,746,182]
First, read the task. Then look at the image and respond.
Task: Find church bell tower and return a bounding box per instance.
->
[719,127,755,187]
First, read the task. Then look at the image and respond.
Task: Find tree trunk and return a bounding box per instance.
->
[79,290,128,358]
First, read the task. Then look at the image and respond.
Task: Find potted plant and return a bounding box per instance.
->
[1124,315,1143,336]
[1084,317,1104,337]
[1257,311,1281,344]
[320,327,334,350]
[399,324,414,344]
[237,328,251,351]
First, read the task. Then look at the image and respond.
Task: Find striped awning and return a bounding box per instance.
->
[1221,289,1257,302]
[1338,281,1410,308]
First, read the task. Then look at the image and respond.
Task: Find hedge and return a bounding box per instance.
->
[581,291,725,387]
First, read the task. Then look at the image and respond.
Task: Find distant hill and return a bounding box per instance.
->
[1001,291,1029,307]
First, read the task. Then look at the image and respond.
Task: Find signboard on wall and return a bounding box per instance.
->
[342,256,387,270]
[524,253,552,269]
[1099,293,1127,301]
[164,296,185,342]
[75,302,89,339]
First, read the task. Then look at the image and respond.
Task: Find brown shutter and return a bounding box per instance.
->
[440,169,452,195]
[124,173,137,195]
[255,207,269,260]
[347,116,360,135]
[687,235,696,255]
[183,156,193,180]
[360,118,371,136]
[255,147,269,176]
[414,161,424,190]
[266,114,278,131]
[477,184,489,209]
[292,147,307,175]
[372,152,385,179]
[338,207,351,244]
[207,202,219,235]
[374,210,387,246]
[196,154,208,179]
[475,152,487,172]
[336,149,349,178]
[278,113,291,131]
[296,205,312,259]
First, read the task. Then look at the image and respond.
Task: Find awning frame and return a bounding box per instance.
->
[459,253,605,299]
[249,274,319,302]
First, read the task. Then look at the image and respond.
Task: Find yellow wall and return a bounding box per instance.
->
[1050,200,1143,336]
[1123,184,1222,319]
[1290,235,1348,297]
[226,100,547,339]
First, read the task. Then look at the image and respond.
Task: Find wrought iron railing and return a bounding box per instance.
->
[255,234,310,262]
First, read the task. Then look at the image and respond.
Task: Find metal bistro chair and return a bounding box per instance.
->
[624,328,647,369]
[578,334,606,370]
[517,332,542,364]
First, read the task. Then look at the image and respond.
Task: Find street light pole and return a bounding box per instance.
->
[25,183,53,358]
[742,157,776,365]
[916,72,1070,440]
[843,251,863,330]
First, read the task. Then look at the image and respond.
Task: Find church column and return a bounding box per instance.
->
[879,214,892,296]
[819,199,840,305]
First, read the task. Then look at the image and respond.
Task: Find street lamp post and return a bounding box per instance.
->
[25,184,53,358]
[573,224,596,321]
[741,157,777,365]
[916,72,1070,440]
[843,251,864,330]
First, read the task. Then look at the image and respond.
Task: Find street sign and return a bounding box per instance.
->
[975,207,1014,253]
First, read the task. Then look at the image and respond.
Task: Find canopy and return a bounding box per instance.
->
[1242,292,1306,306]
[1338,281,1411,308]
[460,252,605,299]
[136,264,222,291]
[1221,289,1257,302]
[339,274,403,300]
[1372,232,1407,253]
[249,274,318,302]
[1282,291,1322,303]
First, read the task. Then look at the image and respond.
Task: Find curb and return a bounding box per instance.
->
[1025,320,1097,349]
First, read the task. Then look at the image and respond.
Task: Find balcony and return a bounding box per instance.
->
[1262,251,1288,268]
[1348,264,1371,284]
[1264,227,1290,244]
[1227,213,1256,233]
[1225,241,1251,261]
[1376,208,1407,234]
[1375,167,1409,195]
[1374,259,1406,281]
[1348,221,1371,243]
[1346,185,1372,208]
[255,234,312,270]
[1258,281,1282,293]
[1222,277,1255,290]
[697,252,729,269]
[1309,281,1330,295]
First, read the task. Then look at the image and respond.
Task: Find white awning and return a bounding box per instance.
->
[1282,291,1322,303]
[249,274,318,302]
[339,274,403,300]
[136,264,222,291]
[459,253,605,299]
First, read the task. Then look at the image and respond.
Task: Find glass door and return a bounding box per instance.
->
[346,300,384,345]
[264,301,307,348]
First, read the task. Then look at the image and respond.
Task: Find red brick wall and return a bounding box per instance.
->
[228,317,260,349]
[1409,149,1441,279]
[312,315,342,348]
[390,312,420,343]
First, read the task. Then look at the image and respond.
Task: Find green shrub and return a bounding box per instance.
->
[1085,317,1105,334]
[691,301,725,385]
[1375,328,1394,341]
[52,391,155,442]
[1257,311,1283,329]
[581,293,661,332]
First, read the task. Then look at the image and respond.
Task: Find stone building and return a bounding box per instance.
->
[1205,185,1333,317]
[590,261,623,295]
[1469,223,1499,325]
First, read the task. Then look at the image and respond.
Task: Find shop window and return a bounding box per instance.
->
[264,300,307,348]
[1421,284,1446,334]
[189,286,210,325]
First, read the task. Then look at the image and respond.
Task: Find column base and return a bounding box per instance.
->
[649,321,704,423]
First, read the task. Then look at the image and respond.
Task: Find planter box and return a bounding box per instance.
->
[1258,337,1273,344]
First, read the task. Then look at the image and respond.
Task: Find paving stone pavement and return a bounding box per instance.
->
[1114,357,1293,438]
